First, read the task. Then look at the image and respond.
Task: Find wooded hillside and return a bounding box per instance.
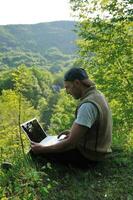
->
[0,21,77,54]
[0,21,77,70]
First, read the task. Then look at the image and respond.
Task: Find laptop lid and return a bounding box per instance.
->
[21,118,47,143]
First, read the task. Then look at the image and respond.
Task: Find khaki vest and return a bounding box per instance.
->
[76,85,112,161]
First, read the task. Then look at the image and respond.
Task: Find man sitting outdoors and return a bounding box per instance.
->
[31,67,112,168]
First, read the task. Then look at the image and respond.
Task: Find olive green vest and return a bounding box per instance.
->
[75,85,112,161]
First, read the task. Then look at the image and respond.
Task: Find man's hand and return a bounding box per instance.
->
[31,142,44,154]
[57,130,70,139]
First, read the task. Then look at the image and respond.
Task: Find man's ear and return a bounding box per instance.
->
[74,79,81,86]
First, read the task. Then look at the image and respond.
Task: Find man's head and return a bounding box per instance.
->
[64,67,92,99]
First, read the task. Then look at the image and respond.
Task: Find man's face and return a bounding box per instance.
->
[64,81,81,99]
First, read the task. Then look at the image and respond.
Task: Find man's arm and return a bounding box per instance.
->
[31,123,88,154]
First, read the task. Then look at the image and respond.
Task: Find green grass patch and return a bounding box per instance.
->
[0,148,133,200]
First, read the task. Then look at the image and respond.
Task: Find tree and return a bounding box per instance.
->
[0,69,14,94]
[0,89,39,159]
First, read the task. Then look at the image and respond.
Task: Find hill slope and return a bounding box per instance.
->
[0,21,77,55]
[0,21,77,69]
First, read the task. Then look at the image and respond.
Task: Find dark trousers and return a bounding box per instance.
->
[29,149,98,169]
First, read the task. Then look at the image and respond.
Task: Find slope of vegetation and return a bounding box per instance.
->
[0,21,77,71]
[0,21,77,55]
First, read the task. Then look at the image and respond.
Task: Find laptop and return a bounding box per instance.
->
[21,118,66,146]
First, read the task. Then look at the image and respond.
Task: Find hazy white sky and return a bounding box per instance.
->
[0,0,74,25]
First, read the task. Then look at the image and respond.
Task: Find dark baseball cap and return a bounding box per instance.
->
[64,68,88,81]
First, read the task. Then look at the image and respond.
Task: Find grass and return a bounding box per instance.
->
[0,147,133,200]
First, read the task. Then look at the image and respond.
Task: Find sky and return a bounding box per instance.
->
[0,0,74,25]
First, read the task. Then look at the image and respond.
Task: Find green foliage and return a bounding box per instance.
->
[48,89,76,134]
[0,69,14,94]
[44,47,72,63]
[0,49,75,71]
[45,152,133,200]
[0,147,133,200]
[0,21,77,74]
[70,0,132,20]
[125,129,133,152]
[0,154,55,200]
[0,51,47,68]
[0,21,77,69]
[0,89,39,159]
[0,65,54,108]
[0,66,62,130]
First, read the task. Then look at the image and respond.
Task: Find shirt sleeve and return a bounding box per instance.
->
[74,102,98,128]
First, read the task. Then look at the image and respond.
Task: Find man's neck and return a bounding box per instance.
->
[81,86,91,98]
[80,85,96,100]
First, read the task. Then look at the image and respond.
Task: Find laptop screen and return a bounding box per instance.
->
[21,118,47,143]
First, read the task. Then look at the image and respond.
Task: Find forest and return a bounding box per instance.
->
[0,0,133,200]
[0,21,77,72]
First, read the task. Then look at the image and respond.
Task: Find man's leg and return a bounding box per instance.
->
[29,149,98,169]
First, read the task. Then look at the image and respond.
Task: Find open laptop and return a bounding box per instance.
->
[21,118,66,146]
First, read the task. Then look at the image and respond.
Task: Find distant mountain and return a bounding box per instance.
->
[0,21,77,69]
[0,21,77,55]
